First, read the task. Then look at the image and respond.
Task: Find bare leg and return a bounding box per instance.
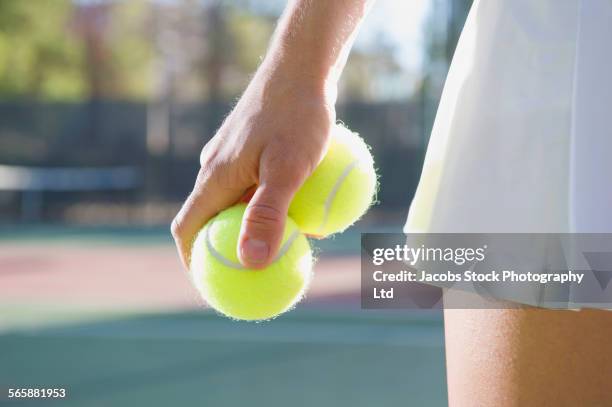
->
[444,295,612,406]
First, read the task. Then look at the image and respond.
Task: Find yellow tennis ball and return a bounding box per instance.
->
[190,204,313,321]
[289,124,377,237]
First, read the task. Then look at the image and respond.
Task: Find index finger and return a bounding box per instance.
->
[171,167,245,270]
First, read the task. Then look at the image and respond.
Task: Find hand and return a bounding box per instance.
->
[171,63,335,270]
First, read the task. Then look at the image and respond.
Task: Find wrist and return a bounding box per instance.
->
[258,52,337,105]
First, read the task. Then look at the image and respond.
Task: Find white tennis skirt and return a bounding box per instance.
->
[404,0,612,308]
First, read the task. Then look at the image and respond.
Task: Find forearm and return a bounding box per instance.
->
[263,0,374,89]
[173,1,371,270]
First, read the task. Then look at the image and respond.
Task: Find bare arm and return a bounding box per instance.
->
[171,0,374,270]
[269,0,374,87]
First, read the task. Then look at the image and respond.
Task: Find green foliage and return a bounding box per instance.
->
[105,0,154,100]
[0,0,86,100]
[0,0,416,103]
[228,9,273,74]
[0,0,154,101]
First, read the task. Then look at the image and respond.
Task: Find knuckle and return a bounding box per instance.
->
[198,166,239,195]
[195,165,215,187]
[196,154,255,194]
[193,164,224,192]
[199,138,219,168]
[170,216,184,241]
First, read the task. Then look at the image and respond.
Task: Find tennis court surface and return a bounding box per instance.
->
[0,228,447,406]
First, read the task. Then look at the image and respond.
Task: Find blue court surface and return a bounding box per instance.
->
[0,309,446,406]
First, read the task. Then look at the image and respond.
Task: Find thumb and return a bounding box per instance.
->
[238,179,299,269]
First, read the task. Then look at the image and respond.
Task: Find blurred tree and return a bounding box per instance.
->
[223,5,274,98]
[0,0,154,101]
[0,0,413,105]
[107,0,154,100]
[203,2,231,101]
[145,1,275,102]
[0,0,86,100]
[74,0,154,100]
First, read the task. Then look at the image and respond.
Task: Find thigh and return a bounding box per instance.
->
[444,297,612,406]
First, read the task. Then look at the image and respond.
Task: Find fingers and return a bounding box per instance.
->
[238,153,305,269]
[171,166,244,270]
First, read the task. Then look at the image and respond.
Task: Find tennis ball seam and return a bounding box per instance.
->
[205,220,300,270]
[317,159,359,234]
